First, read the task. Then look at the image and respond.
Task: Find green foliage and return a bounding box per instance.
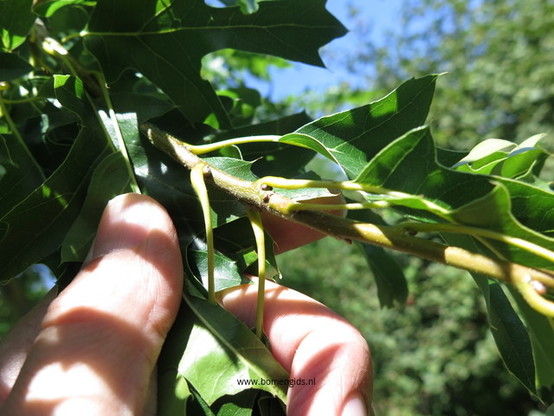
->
[1,1,553,414]
[279,239,536,416]
[341,0,554,149]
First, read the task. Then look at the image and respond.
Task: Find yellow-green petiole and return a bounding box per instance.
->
[187,135,281,155]
[191,164,216,302]
[247,209,267,339]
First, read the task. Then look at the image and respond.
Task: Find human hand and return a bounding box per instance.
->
[0,193,371,415]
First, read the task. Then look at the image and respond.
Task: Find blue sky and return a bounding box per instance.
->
[263,0,404,99]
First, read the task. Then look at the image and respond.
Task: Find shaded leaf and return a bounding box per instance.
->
[187,247,245,292]
[443,232,538,396]
[158,303,195,416]
[124,130,205,244]
[0,129,108,282]
[0,52,33,81]
[60,152,133,263]
[212,389,259,416]
[215,111,314,178]
[0,76,112,282]
[0,133,44,217]
[349,209,409,308]
[85,0,346,125]
[359,244,408,308]
[473,275,537,396]
[508,288,554,392]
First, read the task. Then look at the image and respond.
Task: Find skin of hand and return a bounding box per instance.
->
[0,193,372,415]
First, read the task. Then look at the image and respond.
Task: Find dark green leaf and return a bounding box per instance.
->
[0,76,112,282]
[124,130,204,244]
[473,274,537,396]
[0,133,44,217]
[187,247,245,292]
[256,393,287,416]
[212,389,258,416]
[214,111,314,178]
[359,244,408,308]
[0,52,33,81]
[0,127,109,282]
[445,233,538,396]
[207,157,258,182]
[280,75,438,178]
[60,152,133,263]
[188,381,218,416]
[85,0,346,125]
[158,303,195,416]
[508,288,554,393]
[0,0,35,50]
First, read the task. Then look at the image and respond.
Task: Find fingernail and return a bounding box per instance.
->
[91,194,159,259]
[342,392,368,416]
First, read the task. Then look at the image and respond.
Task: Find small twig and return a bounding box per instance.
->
[142,123,554,315]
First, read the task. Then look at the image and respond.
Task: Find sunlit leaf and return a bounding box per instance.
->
[180,295,289,405]
[355,126,492,213]
[0,0,35,50]
[454,134,550,179]
[450,183,554,269]
[280,75,438,178]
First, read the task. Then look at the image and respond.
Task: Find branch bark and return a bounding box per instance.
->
[142,123,554,311]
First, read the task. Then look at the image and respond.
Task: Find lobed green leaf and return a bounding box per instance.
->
[280,75,438,178]
[84,0,346,126]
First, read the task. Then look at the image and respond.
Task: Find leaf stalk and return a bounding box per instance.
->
[247,209,267,339]
[190,163,216,303]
